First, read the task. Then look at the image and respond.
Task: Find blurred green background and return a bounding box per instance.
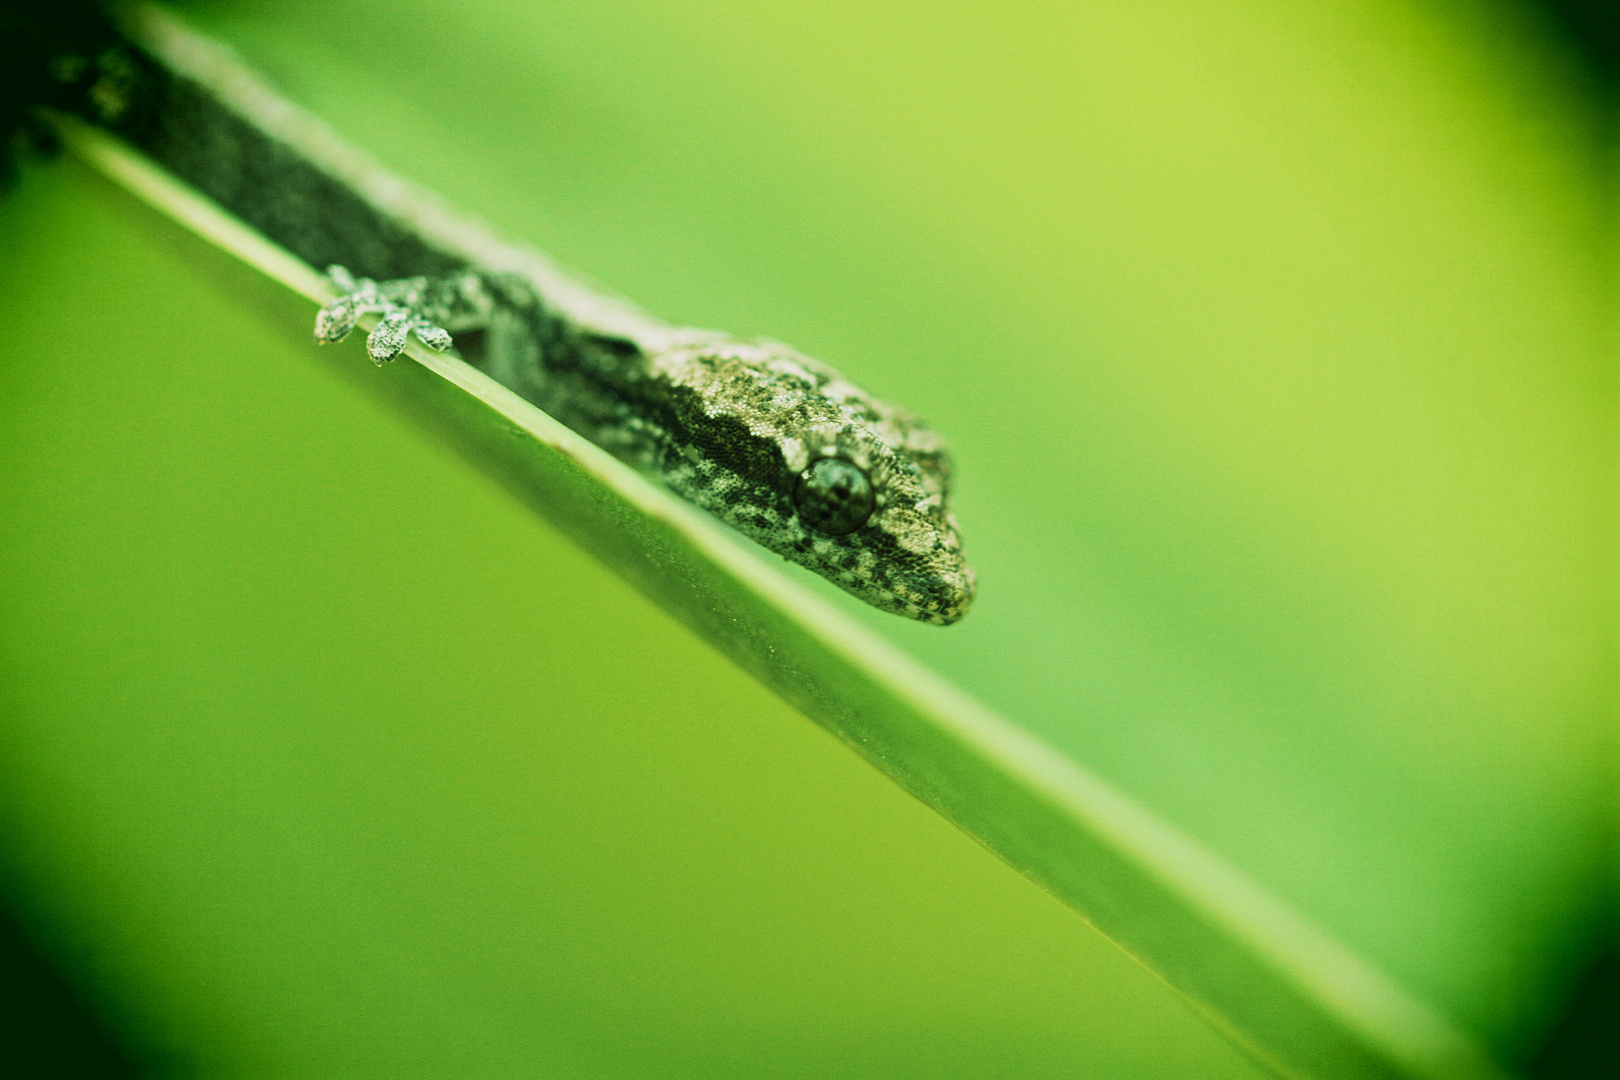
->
[0,0,1615,1076]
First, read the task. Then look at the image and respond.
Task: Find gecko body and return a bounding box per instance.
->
[32,6,975,624]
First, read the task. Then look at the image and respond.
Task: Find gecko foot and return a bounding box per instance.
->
[315,265,455,364]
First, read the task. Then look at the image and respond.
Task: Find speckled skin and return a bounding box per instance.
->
[316,268,976,624]
[49,17,974,624]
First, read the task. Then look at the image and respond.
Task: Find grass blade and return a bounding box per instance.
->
[45,12,1519,1076]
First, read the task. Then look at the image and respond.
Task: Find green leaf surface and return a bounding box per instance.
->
[1,0,1612,1077]
[50,66,1499,1080]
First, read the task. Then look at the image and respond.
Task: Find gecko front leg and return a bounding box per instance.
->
[314,265,483,363]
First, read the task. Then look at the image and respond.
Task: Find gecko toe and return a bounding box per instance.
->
[366,308,411,363]
[314,298,359,343]
[325,265,359,292]
[414,321,453,351]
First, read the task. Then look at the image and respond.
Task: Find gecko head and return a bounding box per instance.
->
[656,337,975,624]
[779,424,976,625]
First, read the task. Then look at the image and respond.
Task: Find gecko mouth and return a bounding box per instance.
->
[891,562,976,625]
[812,517,974,626]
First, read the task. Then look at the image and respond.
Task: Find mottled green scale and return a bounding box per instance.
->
[314,267,974,624]
[47,13,975,624]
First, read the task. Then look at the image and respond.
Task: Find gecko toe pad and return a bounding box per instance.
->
[314,265,456,364]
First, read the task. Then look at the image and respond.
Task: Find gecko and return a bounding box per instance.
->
[11,3,975,624]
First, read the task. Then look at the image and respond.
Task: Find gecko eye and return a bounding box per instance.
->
[794,456,875,536]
